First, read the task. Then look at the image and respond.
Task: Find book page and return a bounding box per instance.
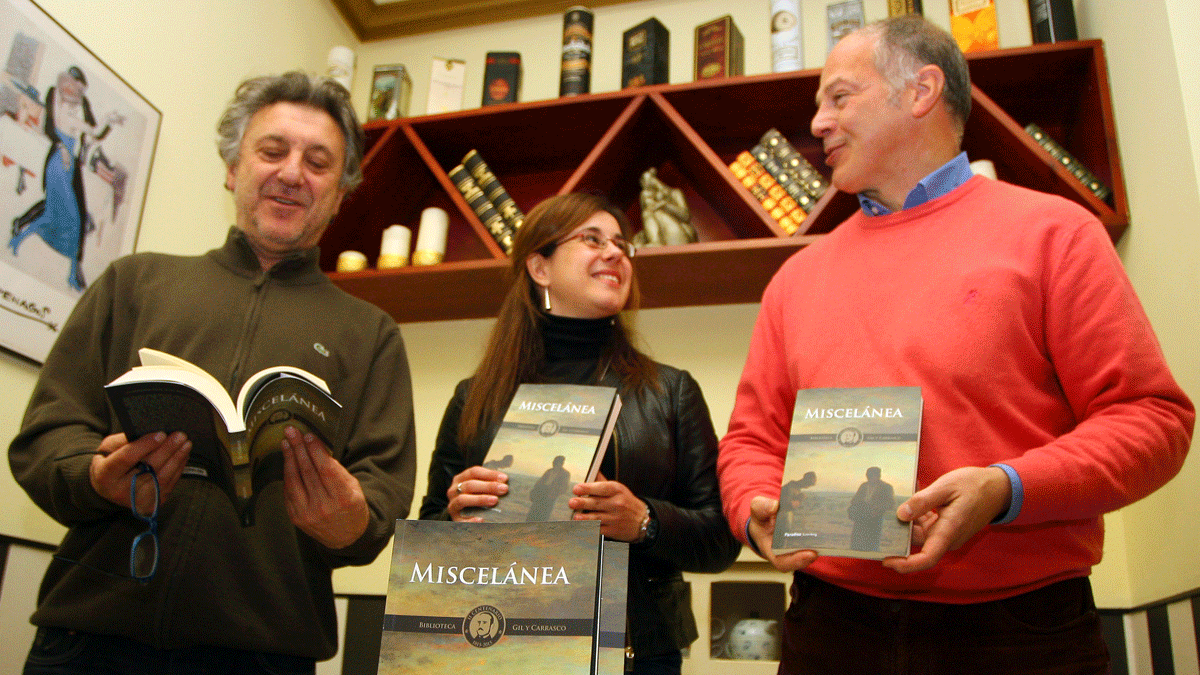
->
[138,347,213,375]
[107,365,242,433]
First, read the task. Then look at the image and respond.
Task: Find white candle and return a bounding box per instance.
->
[413,207,448,266]
[970,159,997,180]
[378,224,411,268]
[336,250,368,272]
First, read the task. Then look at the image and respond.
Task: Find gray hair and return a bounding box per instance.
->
[216,71,365,191]
[862,15,971,136]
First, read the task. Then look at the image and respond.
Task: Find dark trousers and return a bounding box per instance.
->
[780,574,1110,675]
[631,649,683,675]
[23,627,316,675]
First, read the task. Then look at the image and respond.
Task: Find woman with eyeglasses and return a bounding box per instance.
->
[419,192,741,675]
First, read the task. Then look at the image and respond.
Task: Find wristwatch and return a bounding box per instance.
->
[643,514,659,543]
[636,503,659,544]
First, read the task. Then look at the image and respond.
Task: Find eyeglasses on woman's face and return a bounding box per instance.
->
[558,229,636,258]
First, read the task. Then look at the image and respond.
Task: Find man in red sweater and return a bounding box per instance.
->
[717,15,1194,674]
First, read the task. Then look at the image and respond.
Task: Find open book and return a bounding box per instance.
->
[105,348,342,525]
[464,383,621,523]
[773,386,922,560]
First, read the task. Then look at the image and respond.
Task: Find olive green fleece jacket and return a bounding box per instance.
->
[9,228,416,659]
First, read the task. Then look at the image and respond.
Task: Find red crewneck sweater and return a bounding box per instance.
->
[718,176,1193,602]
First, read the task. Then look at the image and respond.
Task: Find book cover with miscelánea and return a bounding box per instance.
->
[464,383,621,523]
[774,386,922,560]
[378,520,606,675]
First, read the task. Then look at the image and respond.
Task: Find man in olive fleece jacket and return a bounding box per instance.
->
[10,72,416,674]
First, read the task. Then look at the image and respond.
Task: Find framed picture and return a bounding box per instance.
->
[367,63,411,121]
[0,0,159,363]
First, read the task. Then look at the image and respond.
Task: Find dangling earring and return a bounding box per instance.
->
[543,286,552,312]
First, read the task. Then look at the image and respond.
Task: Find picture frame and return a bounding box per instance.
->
[0,0,160,363]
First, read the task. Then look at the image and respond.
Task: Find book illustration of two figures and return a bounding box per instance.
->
[774,386,922,559]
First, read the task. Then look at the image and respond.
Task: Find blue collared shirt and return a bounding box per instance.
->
[857,151,974,216]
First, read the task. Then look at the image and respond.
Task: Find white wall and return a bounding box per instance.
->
[1077,0,1200,607]
[0,0,1197,611]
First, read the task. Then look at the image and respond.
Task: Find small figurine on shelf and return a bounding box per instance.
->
[634,167,697,247]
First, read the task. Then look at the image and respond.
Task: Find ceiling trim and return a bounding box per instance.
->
[329,0,636,42]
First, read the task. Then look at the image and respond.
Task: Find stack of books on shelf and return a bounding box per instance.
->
[1023,124,1112,202]
[448,149,525,253]
[728,129,829,235]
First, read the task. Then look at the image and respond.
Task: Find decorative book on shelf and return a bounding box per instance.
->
[774,386,922,560]
[105,348,341,526]
[379,520,614,675]
[729,150,808,235]
[751,143,818,214]
[1024,123,1112,202]
[760,128,830,201]
[463,383,622,523]
[463,149,525,233]
[448,159,514,253]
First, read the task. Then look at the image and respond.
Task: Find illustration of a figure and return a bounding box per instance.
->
[11,66,123,291]
[471,611,497,639]
[847,466,895,552]
[633,167,696,247]
[526,454,570,521]
[483,454,514,470]
[779,471,817,534]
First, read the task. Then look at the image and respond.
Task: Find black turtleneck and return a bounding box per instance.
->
[540,312,614,364]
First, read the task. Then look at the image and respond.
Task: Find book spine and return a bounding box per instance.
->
[1024,123,1112,201]
[760,128,830,201]
[730,150,806,234]
[730,15,744,76]
[750,144,817,215]
[1027,0,1077,43]
[448,164,514,252]
[463,149,525,233]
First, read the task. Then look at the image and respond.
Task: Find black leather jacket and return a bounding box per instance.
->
[421,360,742,659]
